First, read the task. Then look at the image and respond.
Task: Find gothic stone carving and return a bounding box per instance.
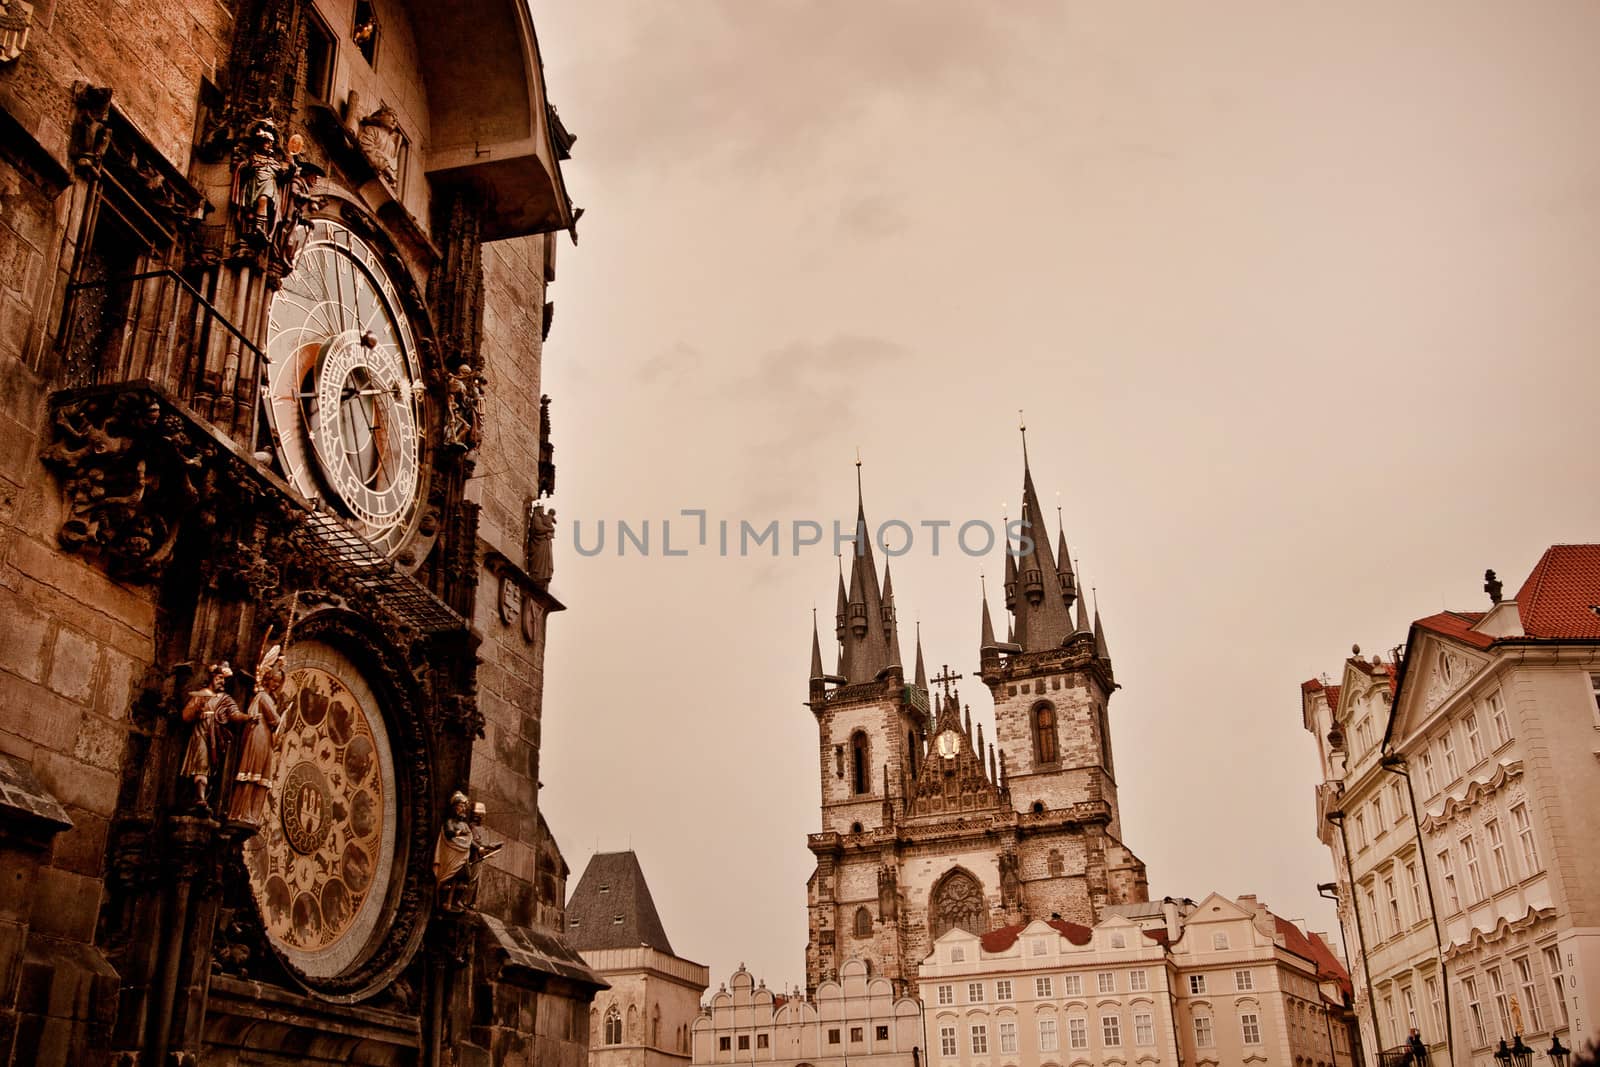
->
[357,102,404,185]
[433,792,503,913]
[230,120,325,278]
[40,389,217,580]
[0,0,33,63]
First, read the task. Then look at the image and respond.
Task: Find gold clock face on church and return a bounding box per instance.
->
[263,218,428,557]
[243,640,398,982]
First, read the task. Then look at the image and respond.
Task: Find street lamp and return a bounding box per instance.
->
[1510,1035,1534,1067]
[1546,1036,1570,1067]
[1495,1039,1513,1065]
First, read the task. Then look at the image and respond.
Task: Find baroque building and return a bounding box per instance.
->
[570,851,710,1067]
[1304,546,1600,1066]
[804,449,1148,997]
[0,1,597,1063]
[919,895,1355,1067]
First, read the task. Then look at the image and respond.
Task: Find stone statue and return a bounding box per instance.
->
[528,504,556,585]
[225,639,285,827]
[358,102,403,185]
[275,133,324,270]
[999,850,1022,910]
[442,363,485,453]
[877,865,898,922]
[433,791,503,912]
[179,661,239,811]
[230,119,290,244]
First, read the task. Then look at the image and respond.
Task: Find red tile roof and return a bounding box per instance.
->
[979,919,1092,953]
[1515,545,1600,639]
[1274,918,1353,999]
[1410,610,1493,650]
[1323,685,1342,712]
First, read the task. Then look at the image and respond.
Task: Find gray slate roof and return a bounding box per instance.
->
[565,851,674,955]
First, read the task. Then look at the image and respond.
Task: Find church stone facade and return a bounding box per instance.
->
[0,1,597,1063]
[804,452,1148,997]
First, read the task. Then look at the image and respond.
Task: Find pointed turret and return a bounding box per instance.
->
[988,742,997,784]
[1094,593,1110,662]
[979,578,998,651]
[913,623,928,691]
[976,723,985,770]
[882,564,904,670]
[834,560,851,678]
[1010,439,1074,651]
[839,466,896,682]
[1074,564,1093,636]
[1003,544,1018,613]
[1055,516,1077,610]
[809,610,824,680]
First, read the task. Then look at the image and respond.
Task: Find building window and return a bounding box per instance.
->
[1034,704,1058,765]
[1487,690,1512,746]
[829,1028,842,1046]
[738,1036,750,1051]
[968,982,983,1003]
[613,915,624,924]
[352,0,379,66]
[1390,780,1407,823]
[759,1034,771,1049]
[1487,819,1512,889]
[1129,969,1148,992]
[873,1027,886,1042]
[1188,974,1206,995]
[1512,803,1539,871]
[1135,1012,1154,1046]
[939,1026,956,1058]
[970,1024,987,1055]
[1193,1015,1214,1048]
[1462,976,1486,1047]
[605,1007,623,1045]
[1407,861,1424,919]
[718,1037,731,1052]
[1030,937,1049,956]
[1365,885,1382,941]
[1440,732,1459,781]
[949,946,965,963]
[1386,875,1402,931]
[1464,709,1484,764]
[1418,749,1435,795]
[849,1027,863,1044]
[305,9,335,101]
[1039,1017,1060,1052]
[937,985,953,1006]
[1438,848,1459,911]
[1426,975,1443,1036]
[1035,976,1053,999]
[995,979,1013,1001]
[1461,834,1486,901]
[1241,1012,1262,1045]
[851,731,870,795]
[1062,974,1082,996]
[1065,1016,1084,1051]
[1212,932,1229,951]
[1514,956,1543,1032]
[1373,795,1386,830]
[1489,966,1514,1037]
[1353,811,1368,850]
[1403,986,1419,1030]
[1357,717,1374,753]
[999,1021,1017,1054]
[1098,972,1116,994]
[933,870,986,940]
[1543,946,1570,1028]
[1235,969,1253,991]
[1048,848,1065,877]
[1102,1014,1122,1047]
[855,907,873,938]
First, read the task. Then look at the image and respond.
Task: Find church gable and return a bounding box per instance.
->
[906,689,1004,819]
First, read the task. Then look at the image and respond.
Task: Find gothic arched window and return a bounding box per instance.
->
[931,870,986,940]
[604,1006,622,1045]
[627,1004,639,1042]
[1047,848,1064,877]
[854,906,873,938]
[851,731,870,794]
[1033,704,1058,765]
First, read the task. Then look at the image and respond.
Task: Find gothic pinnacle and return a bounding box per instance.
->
[914,622,928,690]
[809,609,824,681]
[980,576,997,650]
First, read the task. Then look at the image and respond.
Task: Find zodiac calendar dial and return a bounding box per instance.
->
[243,640,397,981]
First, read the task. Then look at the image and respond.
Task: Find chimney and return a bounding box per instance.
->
[1162,897,1182,943]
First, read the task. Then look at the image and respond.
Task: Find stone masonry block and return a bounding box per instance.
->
[44,627,96,704]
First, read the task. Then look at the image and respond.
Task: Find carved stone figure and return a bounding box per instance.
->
[442,363,485,452]
[0,0,34,65]
[179,662,239,810]
[877,865,898,922]
[225,641,285,827]
[274,133,325,272]
[433,791,503,912]
[358,102,403,185]
[71,84,114,172]
[999,850,1022,910]
[231,119,290,245]
[528,504,557,585]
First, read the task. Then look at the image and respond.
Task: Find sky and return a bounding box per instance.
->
[523,0,1600,990]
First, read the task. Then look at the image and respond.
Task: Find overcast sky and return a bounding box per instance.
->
[519,1,1600,990]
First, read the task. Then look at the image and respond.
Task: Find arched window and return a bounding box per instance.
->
[652,1005,660,1047]
[604,1006,622,1045]
[851,731,870,794]
[931,869,986,939]
[907,729,918,777]
[627,1004,639,1042]
[854,906,873,938]
[1033,704,1058,765]
[1047,848,1064,877]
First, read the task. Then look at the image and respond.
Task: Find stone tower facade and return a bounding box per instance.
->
[804,451,1148,997]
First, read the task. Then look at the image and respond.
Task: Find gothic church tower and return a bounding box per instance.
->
[803,446,1147,999]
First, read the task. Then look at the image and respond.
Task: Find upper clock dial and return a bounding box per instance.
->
[264,219,424,555]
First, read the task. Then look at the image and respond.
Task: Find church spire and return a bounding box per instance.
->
[1055,506,1077,610]
[914,622,928,690]
[839,461,896,683]
[835,556,851,678]
[1074,559,1093,635]
[809,609,824,680]
[1011,427,1074,652]
[979,576,997,650]
[1093,590,1110,662]
[882,564,904,670]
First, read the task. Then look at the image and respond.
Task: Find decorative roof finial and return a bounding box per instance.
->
[1484,568,1502,604]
